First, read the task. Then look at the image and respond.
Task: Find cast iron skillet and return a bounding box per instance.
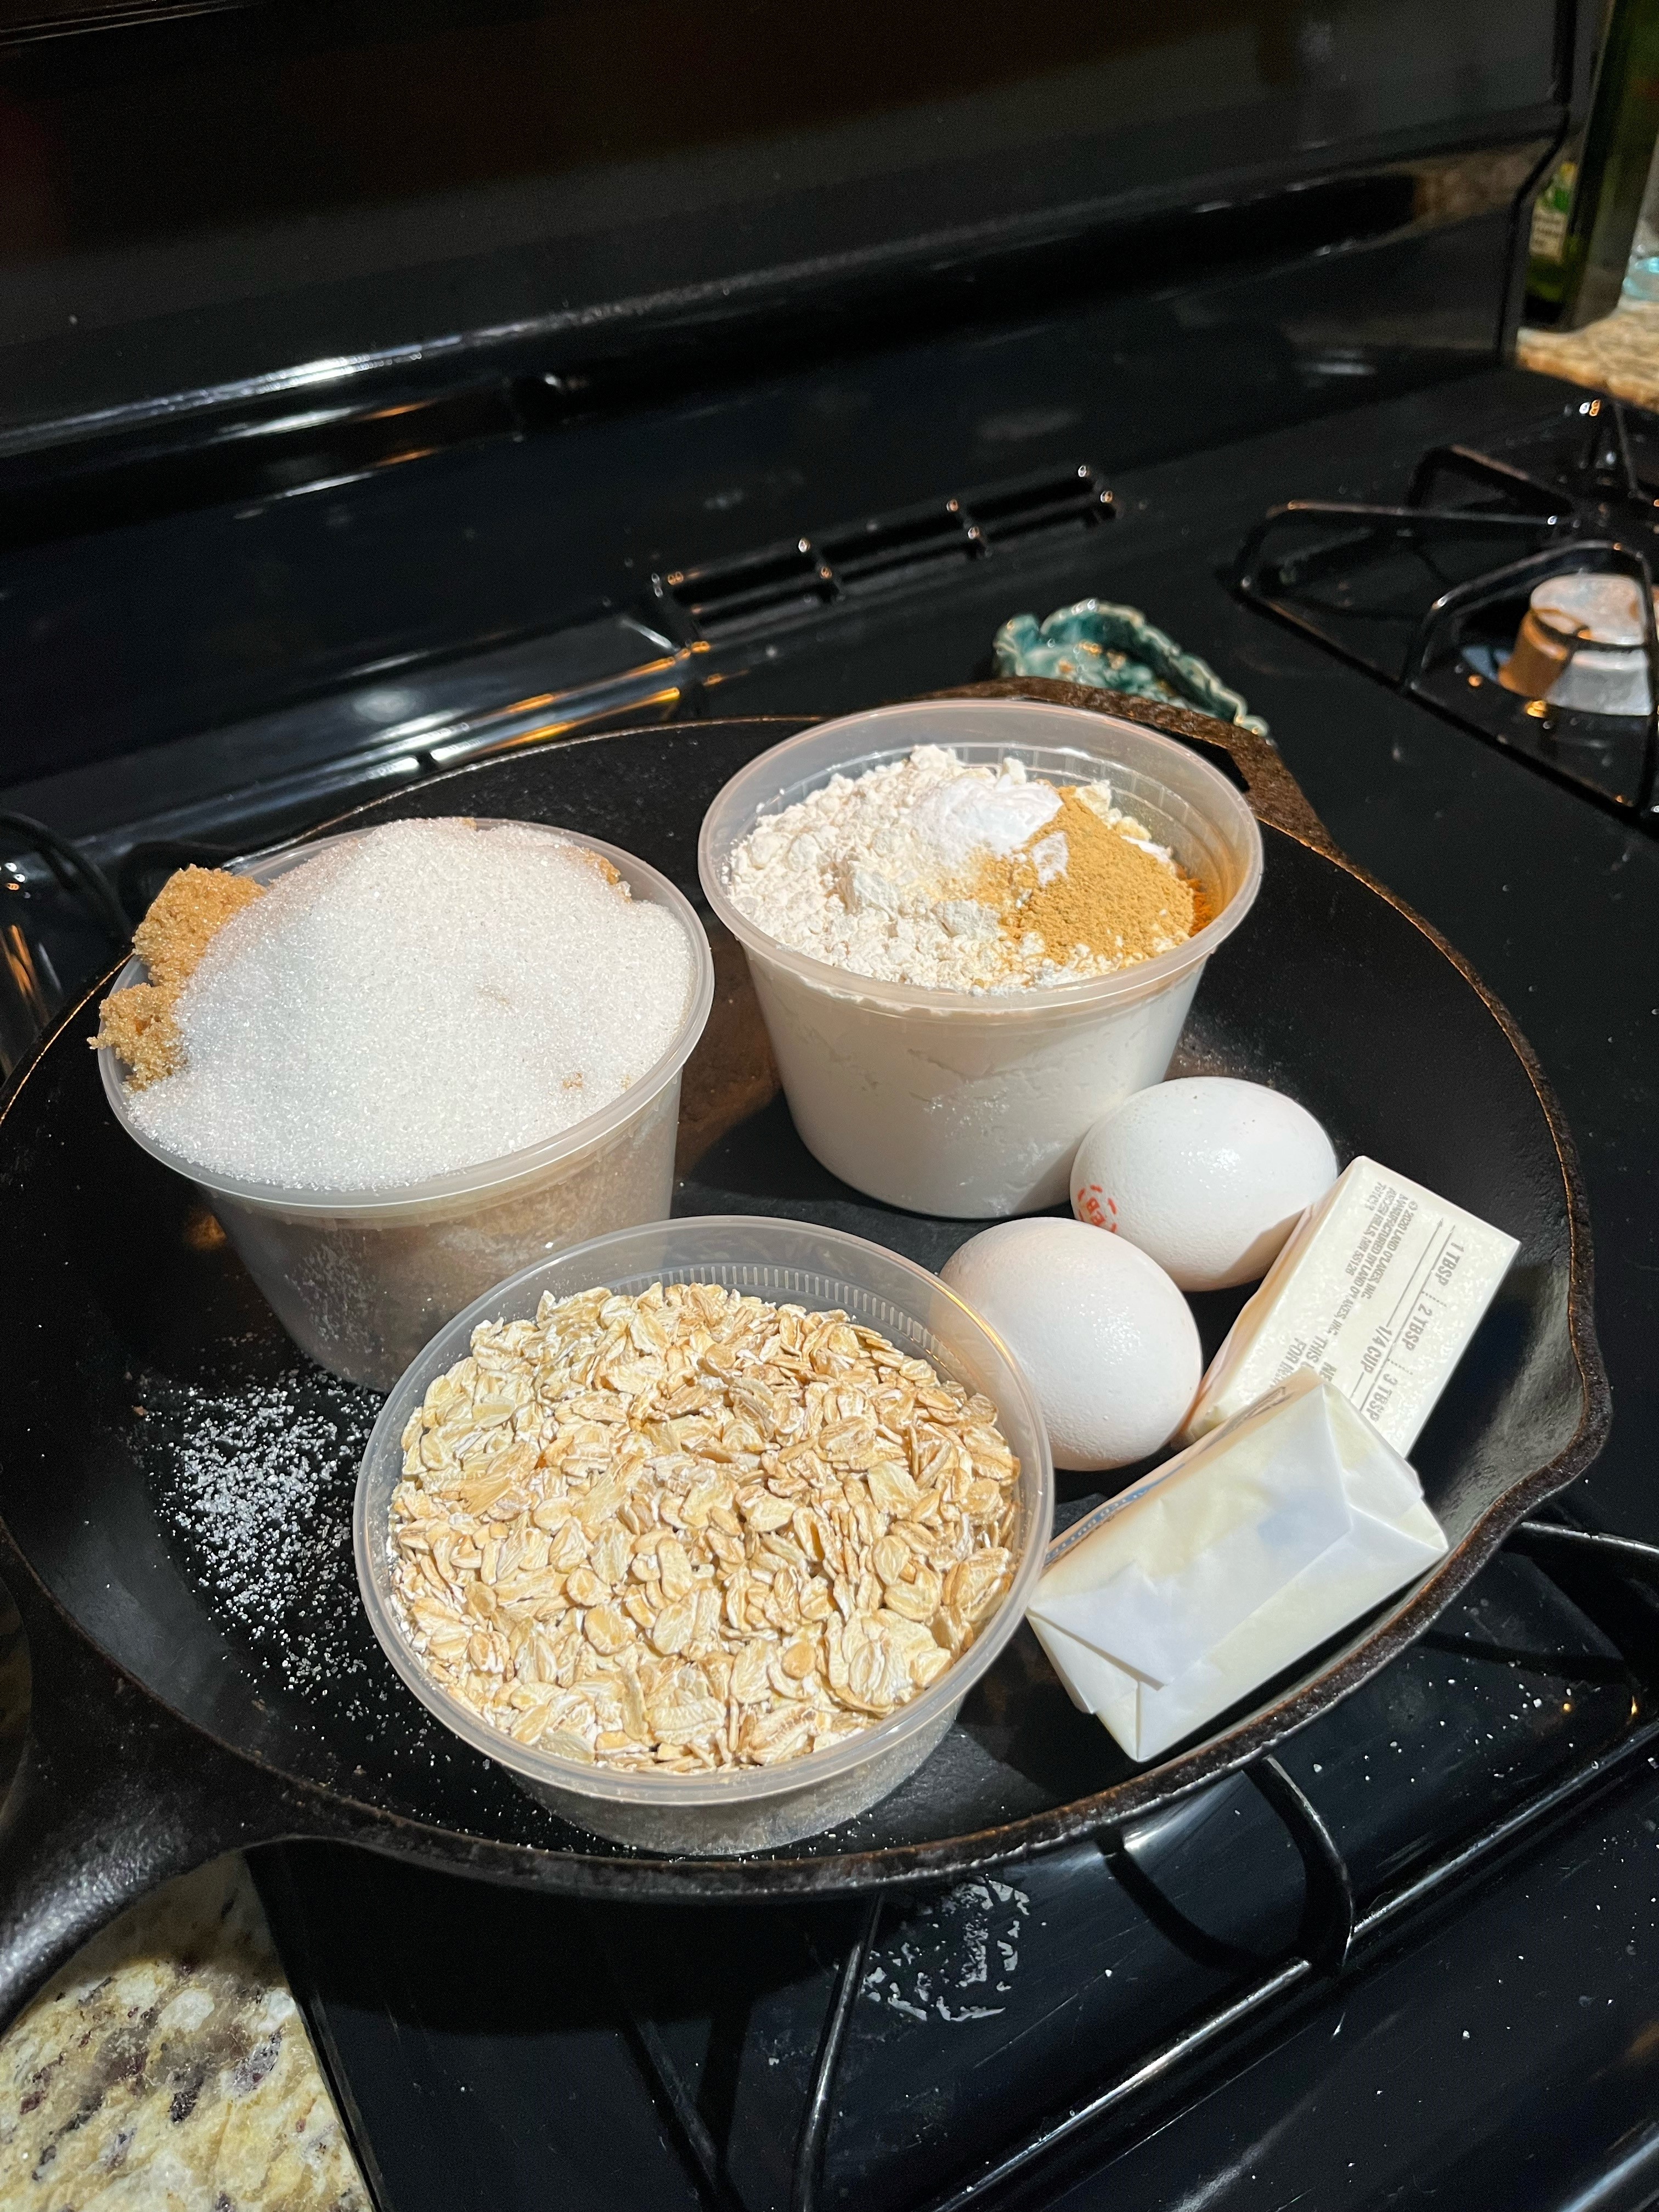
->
[0,681,1608,2028]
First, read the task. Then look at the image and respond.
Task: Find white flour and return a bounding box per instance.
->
[726,746,1153,991]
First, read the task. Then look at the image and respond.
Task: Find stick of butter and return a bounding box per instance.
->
[1182,1155,1519,1453]
[1027,1370,1447,1763]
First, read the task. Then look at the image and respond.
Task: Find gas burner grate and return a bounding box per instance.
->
[1234,397,1659,825]
[654,465,1114,646]
[606,1518,1659,2212]
[261,1516,1659,2212]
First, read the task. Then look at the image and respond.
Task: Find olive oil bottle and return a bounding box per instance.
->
[1527,0,1659,328]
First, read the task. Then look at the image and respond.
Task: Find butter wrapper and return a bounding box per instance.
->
[1183,1155,1519,1453]
[1026,1370,1447,1764]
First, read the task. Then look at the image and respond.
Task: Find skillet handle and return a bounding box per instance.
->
[932,676,1342,856]
[0,1537,332,2032]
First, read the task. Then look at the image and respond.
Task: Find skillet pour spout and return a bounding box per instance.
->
[0,683,1607,2030]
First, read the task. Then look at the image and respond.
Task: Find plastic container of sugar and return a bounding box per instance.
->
[698,701,1263,1217]
[98,820,714,1391]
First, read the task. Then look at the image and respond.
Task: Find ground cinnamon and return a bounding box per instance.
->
[963,787,1204,975]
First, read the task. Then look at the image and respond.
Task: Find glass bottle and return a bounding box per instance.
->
[1623,132,1659,297]
[1526,0,1659,328]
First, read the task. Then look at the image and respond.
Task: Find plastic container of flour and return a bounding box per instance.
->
[354,1214,1055,1853]
[698,700,1263,1217]
[98,821,714,1391]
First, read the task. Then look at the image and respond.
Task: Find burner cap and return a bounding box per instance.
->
[1530,572,1650,648]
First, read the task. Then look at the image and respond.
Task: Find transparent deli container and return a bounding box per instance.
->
[698,699,1263,1217]
[98,821,715,1392]
[354,1215,1056,1854]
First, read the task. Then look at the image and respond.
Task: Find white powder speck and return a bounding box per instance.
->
[904,766,1059,866]
[131,818,695,1190]
[861,1876,1031,2024]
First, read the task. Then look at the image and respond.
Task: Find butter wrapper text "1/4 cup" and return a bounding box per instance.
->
[1182,1155,1520,1454]
[1026,1372,1447,1764]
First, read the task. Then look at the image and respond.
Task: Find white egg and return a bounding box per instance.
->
[1070,1077,1339,1292]
[940,1217,1200,1472]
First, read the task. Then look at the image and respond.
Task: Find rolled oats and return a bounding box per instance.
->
[387,1280,1020,1774]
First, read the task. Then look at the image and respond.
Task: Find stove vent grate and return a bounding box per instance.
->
[654,464,1113,645]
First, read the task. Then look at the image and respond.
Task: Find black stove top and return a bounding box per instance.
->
[242,368,1659,2212]
[9,356,1659,2212]
[258,1534,1659,2212]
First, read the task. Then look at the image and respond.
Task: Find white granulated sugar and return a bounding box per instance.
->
[726,745,1113,991]
[131,819,693,1190]
[138,1370,377,1702]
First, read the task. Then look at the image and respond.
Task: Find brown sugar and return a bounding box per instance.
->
[131,865,264,985]
[94,866,265,1088]
[94,980,187,1087]
[964,787,1204,976]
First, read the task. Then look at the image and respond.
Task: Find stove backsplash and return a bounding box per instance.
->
[0,0,1561,444]
[0,174,1548,811]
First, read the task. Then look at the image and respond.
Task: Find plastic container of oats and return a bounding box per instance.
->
[97,821,714,1393]
[698,699,1263,1217]
[353,1214,1056,1855]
